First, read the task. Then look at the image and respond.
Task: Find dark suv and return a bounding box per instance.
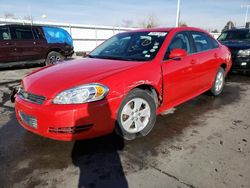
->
[0,24,74,68]
[218,28,250,73]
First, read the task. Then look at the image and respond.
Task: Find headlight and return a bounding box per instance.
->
[237,49,250,57]
[53,83,109,104]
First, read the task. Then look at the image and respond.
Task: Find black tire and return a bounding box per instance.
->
[115,88,157,140]
[210,67,225,96]
[45,51,64,65]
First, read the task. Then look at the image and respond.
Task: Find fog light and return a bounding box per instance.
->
[19,111,37,129]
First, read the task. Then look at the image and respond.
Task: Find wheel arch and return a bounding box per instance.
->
[47,48,63,56]
[220,63,227,71]
[133,84,161,107]
[115,84,158,140]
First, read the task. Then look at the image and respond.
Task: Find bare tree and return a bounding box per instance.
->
[222,21,235,31]
[121,19,134,27]
[211,29,219,33]
[4,13,15,19]
[179,21,188,27]
[139,14,159,28]
[23,15,33,21]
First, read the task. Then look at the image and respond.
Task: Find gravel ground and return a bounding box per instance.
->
[0,63,249,188]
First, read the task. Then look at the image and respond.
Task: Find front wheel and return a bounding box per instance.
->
[116,88,156,140]
[210,67,225,96]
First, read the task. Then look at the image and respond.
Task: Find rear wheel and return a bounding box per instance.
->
[116,88,156,140]
[45,51,64,65]
[210,67,225,96]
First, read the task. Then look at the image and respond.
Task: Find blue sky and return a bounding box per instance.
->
[0,0,249,30]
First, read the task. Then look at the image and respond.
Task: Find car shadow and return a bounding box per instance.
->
[71,99,128,188]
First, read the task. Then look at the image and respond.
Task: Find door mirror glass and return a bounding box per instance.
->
[169,49,187,60]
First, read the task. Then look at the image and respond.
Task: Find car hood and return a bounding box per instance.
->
[23,58,144,98]
[220,40,250,50]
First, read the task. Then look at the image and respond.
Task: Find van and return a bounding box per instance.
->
[0,24,74,68]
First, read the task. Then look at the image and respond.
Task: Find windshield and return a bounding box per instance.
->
[218,30,250,41]
[89,31,168,61]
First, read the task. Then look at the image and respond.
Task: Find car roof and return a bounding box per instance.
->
[225,28,250,32]
[128,27,208,33]
[0,24,40,27]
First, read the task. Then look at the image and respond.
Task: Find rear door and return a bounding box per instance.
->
[11,25,40,61]
[0,26,18,63]
[189,31,218,90]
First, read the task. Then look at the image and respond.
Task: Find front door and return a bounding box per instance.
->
[0,26,17,63]
[161,32,197,108]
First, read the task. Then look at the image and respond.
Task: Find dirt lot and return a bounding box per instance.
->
[0,64,250,188]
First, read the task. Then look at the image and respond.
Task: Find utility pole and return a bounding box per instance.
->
[176,0,181,27]
[241,4,250,26]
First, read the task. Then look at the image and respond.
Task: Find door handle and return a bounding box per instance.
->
[214,53,218,58]
[5,42,13,45]
[33,41,39,45]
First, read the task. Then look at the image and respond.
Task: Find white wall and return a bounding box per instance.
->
[0,18,221,52]
[0,18,133,52]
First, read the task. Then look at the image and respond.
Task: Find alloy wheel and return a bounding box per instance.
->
[49,55,61,64]
[215,71,224,92]
[120,98,151,134]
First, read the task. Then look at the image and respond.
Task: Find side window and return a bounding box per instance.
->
[32,28,44,39]
[13,27,34,40]
[164,32,191,60]
[208,35,219,49]
[0,27,11,40]
[191,32,212,52]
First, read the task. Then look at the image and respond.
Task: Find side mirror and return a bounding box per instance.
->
[169,49,187,60]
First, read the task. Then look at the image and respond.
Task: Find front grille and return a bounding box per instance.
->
[18,89,46,105]
[48,124,93,134]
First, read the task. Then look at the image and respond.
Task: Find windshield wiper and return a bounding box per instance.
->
[92,56,132,61]
[94,56,146,61]
[87,55,146,61]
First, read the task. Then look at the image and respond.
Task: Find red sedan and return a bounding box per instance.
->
[14,27,232,141]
